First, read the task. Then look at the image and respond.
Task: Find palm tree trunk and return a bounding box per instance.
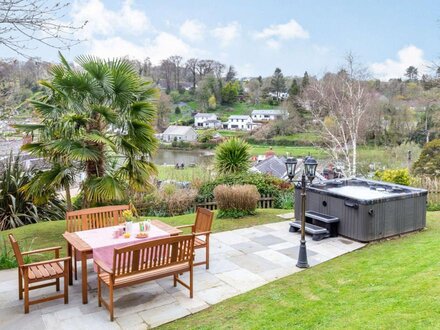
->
[64,182,72,212]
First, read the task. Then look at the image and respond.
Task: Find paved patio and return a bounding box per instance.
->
[0,219,365,329]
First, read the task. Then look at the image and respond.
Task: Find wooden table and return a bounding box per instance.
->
[62,220,182,304]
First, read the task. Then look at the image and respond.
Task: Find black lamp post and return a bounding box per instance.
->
[285,156,318,268]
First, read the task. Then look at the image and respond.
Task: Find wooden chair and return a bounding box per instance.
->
[96,234,195,321]
[176,207,214,269]
[66,205,130,280]
[8,234,70,313]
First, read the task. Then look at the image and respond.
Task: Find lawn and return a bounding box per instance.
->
[0,209,290,268]
[156,165,214,182]
[160,211,440,329]
[249,145,327,158]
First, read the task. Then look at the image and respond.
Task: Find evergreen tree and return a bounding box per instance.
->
[302,71,310,88]
[270,68,286,101]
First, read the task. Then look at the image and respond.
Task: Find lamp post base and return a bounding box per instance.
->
[296,239,309,268]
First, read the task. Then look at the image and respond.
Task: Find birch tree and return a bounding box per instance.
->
[301,55,377,176]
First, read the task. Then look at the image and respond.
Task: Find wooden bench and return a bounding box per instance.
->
[66,205,130,280]
[95,234,195,321]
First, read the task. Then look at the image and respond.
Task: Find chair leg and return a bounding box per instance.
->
[205,245,210,270]
[73,249,78,281]
[97,277,102,307]
[189,267,193,299]
[18,269,23,300]
[23,276,29,314]
[64,274,69,304]
[173,274,177,287]
[109,283,114,321]
[56,278,60,292]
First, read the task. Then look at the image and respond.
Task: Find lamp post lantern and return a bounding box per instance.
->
[285,156,318,268]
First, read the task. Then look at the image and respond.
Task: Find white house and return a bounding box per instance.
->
[162,126,198,142]
[194,113,218,128]
[251,109,289,122]
[225,115,254,130]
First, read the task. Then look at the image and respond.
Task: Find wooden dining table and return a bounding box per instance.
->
[62,220,182,304]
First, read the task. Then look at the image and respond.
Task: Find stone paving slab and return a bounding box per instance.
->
[0,221,365,329]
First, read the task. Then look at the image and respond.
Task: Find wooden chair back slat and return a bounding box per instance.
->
[66,205,130,232]
[112,235,194,280]
[8,234,24,266]
[194,208,214,233]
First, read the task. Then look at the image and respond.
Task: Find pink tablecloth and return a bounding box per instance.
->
[75,224,170,271]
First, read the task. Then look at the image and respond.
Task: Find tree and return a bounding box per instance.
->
[214,138,251,175]
[413,139,440,177]
[247,78,262,105]
[221,81,239,104]
[185,58,198,91]
[160,59,174,93]
[301,54,376,176]
[405,66,419,81]
[169,55,183,90]
[156,92,172,132]
[16,53,159,207]
[270,68,286,101]
[288,79,300,98]
[0,0,85,57]
[196,75,221,111]
[225,65,237,82]
[302,71,310,88]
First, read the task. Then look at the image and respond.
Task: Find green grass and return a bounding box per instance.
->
[156,165,215,182]
[160,212,440,329]
[0,209,290,268]
[249,145,327,158]
[272,132,321,143]
[217,130,246,137]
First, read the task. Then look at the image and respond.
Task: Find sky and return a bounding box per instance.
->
[2,0,440,80]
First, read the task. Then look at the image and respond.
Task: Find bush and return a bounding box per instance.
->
[0,154,65,230]
[138,186,197,217]
[214,184,260,218]
[175,106,181,114]
[214,137,251,175]
[413,139,440,177]
[375,168,411,186]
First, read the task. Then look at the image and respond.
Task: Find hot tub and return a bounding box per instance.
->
[294,178,427,242]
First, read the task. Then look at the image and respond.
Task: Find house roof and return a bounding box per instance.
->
[252,155,287,179]
[162,125,196,136]
[194,113,217,119]
[205,119,221,124]
[229,115,251,120]
[251,109,287,116]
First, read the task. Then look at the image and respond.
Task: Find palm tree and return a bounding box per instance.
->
[16,53,159,208]
[214,137,251,175]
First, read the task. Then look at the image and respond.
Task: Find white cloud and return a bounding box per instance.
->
[71,0,151,39]
[255,19,309,41]
[370,45,428,80]
[89,33,203,64]
[266,39,281,50]
[211,22,241,47]
[180,19,205,42]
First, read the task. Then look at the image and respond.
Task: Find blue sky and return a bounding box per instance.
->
[2,0,440,79]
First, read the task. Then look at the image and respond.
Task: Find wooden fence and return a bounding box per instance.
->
[195,194,275,211]
[412,177,440,205]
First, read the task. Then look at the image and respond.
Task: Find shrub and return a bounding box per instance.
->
[413,139,440,177]
[0,154,65,230]
[175,106,181,114]
[214,138,251,175]
[214,184,260,218]
[375,168,411,186]
[138,187,197,217]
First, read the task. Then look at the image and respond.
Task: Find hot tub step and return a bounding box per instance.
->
[289,221,330,241]
[305,211,339,237]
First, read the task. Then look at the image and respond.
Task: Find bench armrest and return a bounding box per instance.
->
[175,224,194,230]
[194,231,211,236]
[22,246,62,256]
[22,257,71,268]
[94,259,114,275]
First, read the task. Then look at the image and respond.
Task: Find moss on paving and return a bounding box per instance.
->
[159,212,440,330]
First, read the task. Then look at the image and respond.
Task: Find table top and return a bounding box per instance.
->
[63,220,182,252]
